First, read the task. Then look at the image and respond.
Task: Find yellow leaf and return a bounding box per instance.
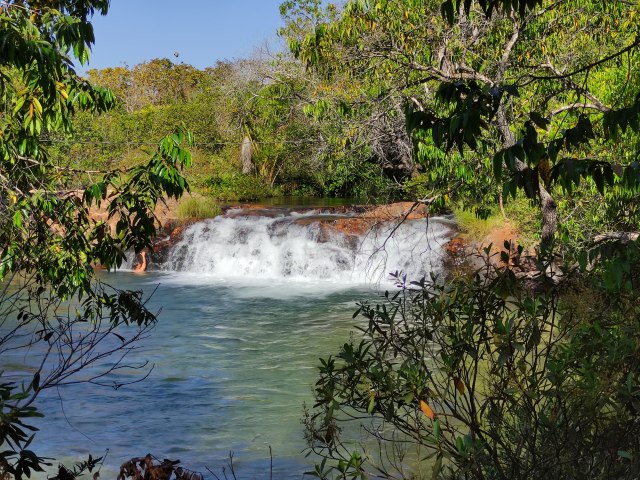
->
[32,97,43,116]
[455,378,465,395]
[420,400,435,419]
[57,83,69,100]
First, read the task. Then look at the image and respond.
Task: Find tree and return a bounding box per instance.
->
[287,0,640,249]
[282,0,420,196]
[292,1,640,478]
[306,263,640,480]
[0,2,192,478]
[87,59,206,113]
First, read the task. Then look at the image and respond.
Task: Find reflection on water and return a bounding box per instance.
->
[30,272,373,478]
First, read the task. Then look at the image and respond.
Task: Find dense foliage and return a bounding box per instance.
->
[2,0,640,479]
[306,258,640,479]
[289,0,640,479]
[0,1,191,477]
[65,56,380,201]
[61,40,409,200]
[286,0,640,248]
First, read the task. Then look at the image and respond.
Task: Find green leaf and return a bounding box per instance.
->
[432,454,443,477]
[618,450,633,460]
[13,210,22,228]
[593,167,604,195]
[493,152,503,179]
[13,96,26,115]
[530,111,550,129]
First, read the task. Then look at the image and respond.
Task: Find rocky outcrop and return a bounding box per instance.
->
[88,195,182,234]
[87,193,195,272]
[150,219,201,265]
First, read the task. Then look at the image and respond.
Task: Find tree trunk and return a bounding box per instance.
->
[539,184,557,251]
[496,104,558,247]
[241,136,253,174]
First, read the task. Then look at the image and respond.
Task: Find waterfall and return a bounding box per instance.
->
[162,209,454,286]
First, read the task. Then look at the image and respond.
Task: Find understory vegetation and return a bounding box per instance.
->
[1,0,640,479]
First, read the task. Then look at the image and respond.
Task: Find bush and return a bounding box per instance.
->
[305,256,640,480]
[323,158,395,200]
[202,174,274,201]
[453,206,506,241]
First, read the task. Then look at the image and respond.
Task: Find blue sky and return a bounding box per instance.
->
[83,1,285,72]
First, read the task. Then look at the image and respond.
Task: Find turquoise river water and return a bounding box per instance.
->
[7,209,454,478]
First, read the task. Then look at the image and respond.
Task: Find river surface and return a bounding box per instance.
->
[17,210,453,478]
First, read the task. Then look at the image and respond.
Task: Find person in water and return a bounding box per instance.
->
[133,251,148,273]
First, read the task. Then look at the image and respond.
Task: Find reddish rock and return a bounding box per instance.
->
[446,237,466,257]
[88,199,439,268]
[151,220,201,263]
[480,224,521,267]
[362,202,428,220]
[332,218,375,236]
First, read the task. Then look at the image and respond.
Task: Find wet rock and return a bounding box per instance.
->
[446,237,466,258]
[151,220,200,264]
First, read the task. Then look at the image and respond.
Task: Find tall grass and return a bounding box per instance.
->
[453,207,506,241]
[176,196,221,219]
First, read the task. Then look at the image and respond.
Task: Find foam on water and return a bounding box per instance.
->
[162,211,453,288]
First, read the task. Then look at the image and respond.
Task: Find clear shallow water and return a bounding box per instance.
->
[30,272,375,478]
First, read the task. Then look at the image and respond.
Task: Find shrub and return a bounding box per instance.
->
[453,206,506,241]
[202,174,274,201]
[305,256,640,480]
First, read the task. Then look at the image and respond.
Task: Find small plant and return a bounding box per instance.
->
[117,455,203,480]
[453,206,506,240]
[176,196,221,219]
[50,455,103,480]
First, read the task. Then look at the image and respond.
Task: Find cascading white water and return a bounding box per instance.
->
[163,209,454,286]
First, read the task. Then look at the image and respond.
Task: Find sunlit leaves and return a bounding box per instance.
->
[0,4,193,476]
